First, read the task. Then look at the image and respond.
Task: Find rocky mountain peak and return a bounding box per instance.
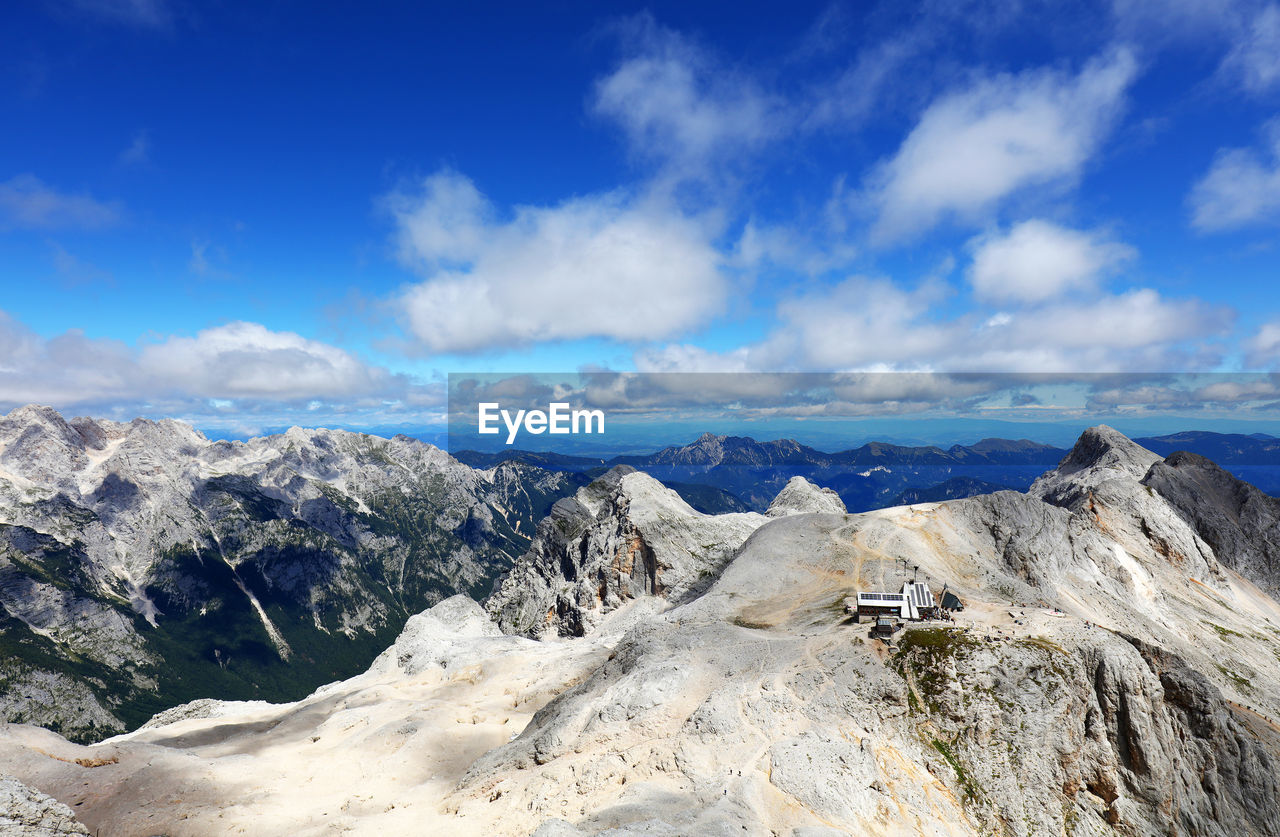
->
[1060,425,1160,477]
[487,467,765,638]
[3,403,71,427]
[575,465,639,512]
[681,433,727,464]
[1,403,83,447]
[766,476,847,517]
[1030,424,1161,509]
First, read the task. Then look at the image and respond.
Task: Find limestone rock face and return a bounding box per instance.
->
[373,594,515,676]
[1143,450,1280,596]
[987,425,1226,595]
[0,775,90,836]
[487,467,766,638]
[765,476,846,517]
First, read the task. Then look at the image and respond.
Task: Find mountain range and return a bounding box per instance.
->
[5,404,1280,745]
[2,422,1279,835]
[0,405,578,740]
[457,429,1280,511]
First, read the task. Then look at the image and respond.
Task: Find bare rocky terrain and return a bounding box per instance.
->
[2,423,1280,836]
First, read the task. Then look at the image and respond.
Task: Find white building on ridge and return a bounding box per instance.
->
[850,581,935,621]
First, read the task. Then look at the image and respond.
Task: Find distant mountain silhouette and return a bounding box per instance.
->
[458,430,1280,512]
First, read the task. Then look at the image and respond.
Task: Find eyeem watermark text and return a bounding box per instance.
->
[478,402,605,445]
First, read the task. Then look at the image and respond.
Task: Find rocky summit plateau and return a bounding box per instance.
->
[1,411,1280,836]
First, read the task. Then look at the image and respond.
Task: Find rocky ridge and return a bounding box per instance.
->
[487,466,776,637]
[1143,450,1280,597]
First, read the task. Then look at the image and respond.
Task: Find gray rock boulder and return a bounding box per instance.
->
[374,594,516,676]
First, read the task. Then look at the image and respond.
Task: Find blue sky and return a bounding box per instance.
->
[3,0,1280,438]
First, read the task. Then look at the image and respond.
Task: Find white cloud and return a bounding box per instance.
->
[761,277,956,370]
[639,283,1230,374]
[637,276,958,372]
[1244,319,1280,367]
[384,170,491,272]
[137,323,403,401]
[966,220,1134,303]
[866,49,1138,242]
[0,311,422,416]
[1221,4,1280,93]
[986,289,1227,355]
[731,220,858,275]
[1113,0,1280,96]
[1189,119,1280,231]
[593,17,783,174]
[0,174,122,230]
[387,170,729,353]
[0,312,138,407]
[804,35,923,131]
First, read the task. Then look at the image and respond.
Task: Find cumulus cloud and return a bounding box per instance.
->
[386,170,729,353]
[136,322,404,401]
[592,15,784,175]
[636,276,957,372]
[759,278,956,370]
[1085,374,1280,412]
[966,220,1135,303]
[1189,119,1280,231]
[0,311,138,407]
[731,220,858,275]
[638,283,1231,374]
[1245,319,1280,367]
[0,175,122,230]
[983,289,1229,357]
[866,49,1138,241]
[385,170,491,272]
[0,311,427,418]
